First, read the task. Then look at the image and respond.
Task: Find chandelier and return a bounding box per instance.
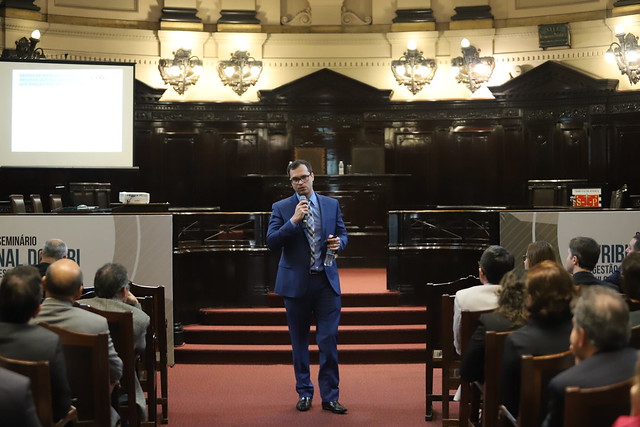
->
[1,30,45,60]
[451,38,495,93]
[216,51,263,96]
[391,41,437,95]
[606,26,640,85]
[158,49,203,95]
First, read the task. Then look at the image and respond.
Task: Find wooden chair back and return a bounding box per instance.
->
[563,377,633,427]
[130,281,168,424]
[424,275,481,421]
[0,354,53,426]
[79,305,138,427]
[9,194,26,213]
[439,294,490,426]
[440,294,460,425]
[457,308,492,426]
[30,194,44,213]
[479,331,513,427]
[630,325,640,350]
[136,295,158,424]
[39,322,112,427]
[517,350,574,427]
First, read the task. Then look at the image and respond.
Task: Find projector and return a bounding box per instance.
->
[119,192,150,204]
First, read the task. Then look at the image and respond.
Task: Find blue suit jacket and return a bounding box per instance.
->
[267,193,348,298]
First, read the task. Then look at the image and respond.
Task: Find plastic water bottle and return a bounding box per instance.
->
[324,248,336,267]
[338,161,344,175]
[324,234,336,267]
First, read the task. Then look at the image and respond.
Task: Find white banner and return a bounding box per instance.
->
[0,214,174,362]
[500,210,640,281]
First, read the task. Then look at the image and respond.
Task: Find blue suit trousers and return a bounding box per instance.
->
[283,272,341,402]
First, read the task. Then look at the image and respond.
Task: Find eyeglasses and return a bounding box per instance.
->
[290,174,311,184]
[522,254,528,261]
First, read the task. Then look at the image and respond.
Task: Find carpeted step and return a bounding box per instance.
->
[174,343,427,364]
[266,291,402,307]
[183,324,426,345]
[197,306,426,326]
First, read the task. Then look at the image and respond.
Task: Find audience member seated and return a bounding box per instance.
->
[502,260,576,417]
[0,366,41,427]
[542,286,637,427]
[82,263,150,421]
[34,239,68,277]
[524,241,557,270]
[565,236,616,290]
[613,359,640,427]
[453,245,515,355]
[622,252,640,326]
[607,232,640,288]
[461,269,528,383]
[31,259,123,427]
[0,265,72,423]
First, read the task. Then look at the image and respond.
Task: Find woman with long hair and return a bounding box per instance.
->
[460,269,528,383]
[501,260,576,416]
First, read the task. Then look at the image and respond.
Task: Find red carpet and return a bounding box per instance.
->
[164,363,454,426]
[168,269,455,424]
[339,268,387,293]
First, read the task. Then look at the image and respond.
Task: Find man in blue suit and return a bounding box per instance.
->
[267,159,349,414]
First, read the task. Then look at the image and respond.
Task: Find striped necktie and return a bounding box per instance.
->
[305,201,316,267]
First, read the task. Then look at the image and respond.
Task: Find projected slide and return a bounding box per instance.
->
[0,60,134,168]
[12,68,123,152]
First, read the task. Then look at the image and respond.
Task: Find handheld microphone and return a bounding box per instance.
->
[299,195,309,223]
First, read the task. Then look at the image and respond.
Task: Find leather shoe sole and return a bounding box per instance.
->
[322,401,348,414]
[296,397,312,411]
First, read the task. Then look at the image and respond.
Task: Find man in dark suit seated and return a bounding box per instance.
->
[32,259,123,427]
[542,286,637,427]
[82,262,150,420]
[606,232,640,288]
[565,236,616,290]
[622,252,640,326]
[0,367,41,427]
[0,265,72,423]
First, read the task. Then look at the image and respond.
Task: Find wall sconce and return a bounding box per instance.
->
[158,49,203,95]
[391,41,437,95]
[606,25,640,85]
[451,38,495,93]
[1,30,45,59]
[216,51,263,96]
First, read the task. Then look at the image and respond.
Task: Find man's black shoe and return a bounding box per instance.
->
[296,396,312,411]
[322,401,348,414]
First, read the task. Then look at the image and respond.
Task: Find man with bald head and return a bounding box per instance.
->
[32,259,123,426]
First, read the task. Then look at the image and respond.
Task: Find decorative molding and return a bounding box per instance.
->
[281,7,311,26]
[53,0,137,12]
[392,8,435,23]
[610,102,640,114]
[218,9,260,24]
[341,6,371,26]
[451,5,494,21]
[159,8,202,30]
[289,113,362,126]
[0,0,39,11]
[613,0,640,6]
[524,107,588,121]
